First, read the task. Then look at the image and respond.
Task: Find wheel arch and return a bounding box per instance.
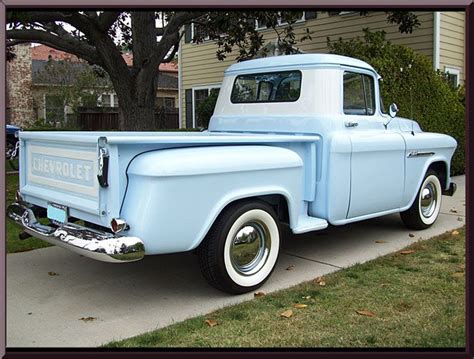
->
[192,191,293,251]
[427,161,448,189]
[402,157,450,211]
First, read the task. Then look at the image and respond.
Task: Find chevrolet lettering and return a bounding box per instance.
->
[8,54,457,294]
[32,154,93,183]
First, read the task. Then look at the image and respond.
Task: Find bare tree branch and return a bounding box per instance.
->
[8,11,92,36]
[98,11,121,31]
[162,43,178,63]
[84,11,98,19]
[6,39,31,47]
[7,28,101,65]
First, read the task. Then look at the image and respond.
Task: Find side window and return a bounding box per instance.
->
[343,71,376,115]
[362,75,375,115]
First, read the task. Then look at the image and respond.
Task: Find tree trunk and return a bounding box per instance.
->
[118,102,156,131]
[114,73,158,131]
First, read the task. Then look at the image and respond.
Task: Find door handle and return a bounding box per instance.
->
[345,121,359,128]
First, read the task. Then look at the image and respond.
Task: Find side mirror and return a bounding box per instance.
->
[389,103,399,118]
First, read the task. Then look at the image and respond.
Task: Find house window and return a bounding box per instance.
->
[44,95,65,122]
[157,97,175,108]
[343,71,376,115]
[98,94,119,107]
[278,11,305,26]
[192,86,220,128]
[444,67,460,88]
[256,11,306,30]
[191,23,210,42]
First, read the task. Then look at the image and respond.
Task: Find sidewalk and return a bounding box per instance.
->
[6,175,465,347]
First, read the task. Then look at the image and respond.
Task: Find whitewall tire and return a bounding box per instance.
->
[198,200,281,294]
[401,170,442,230]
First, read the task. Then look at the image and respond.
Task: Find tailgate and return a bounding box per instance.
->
[19,132,104,218]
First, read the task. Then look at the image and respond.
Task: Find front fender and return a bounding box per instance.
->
[121,145,304,255]
[401,132,457,210]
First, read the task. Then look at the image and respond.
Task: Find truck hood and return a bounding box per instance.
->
[396,116,423,133]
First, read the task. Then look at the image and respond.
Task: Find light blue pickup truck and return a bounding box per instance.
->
[8,54,457,294]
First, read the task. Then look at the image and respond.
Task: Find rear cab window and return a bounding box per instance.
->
[231,71,302,103]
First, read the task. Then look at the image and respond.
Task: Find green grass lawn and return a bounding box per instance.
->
[5,173,52,253]
[105,227,465,348]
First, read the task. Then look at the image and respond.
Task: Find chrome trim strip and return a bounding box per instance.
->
[7,202,145,263]
[407,151,435,158]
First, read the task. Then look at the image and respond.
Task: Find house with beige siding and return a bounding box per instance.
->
[178,11,465,128]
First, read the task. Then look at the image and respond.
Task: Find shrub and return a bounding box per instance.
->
[196,89,220,129]
[26,118,81,131]
[328,29,465,175]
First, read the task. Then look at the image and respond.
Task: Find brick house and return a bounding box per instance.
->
[6,44,179,126]
[178,11,465,128]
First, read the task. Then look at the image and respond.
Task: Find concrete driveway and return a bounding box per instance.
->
[7,175,465,348]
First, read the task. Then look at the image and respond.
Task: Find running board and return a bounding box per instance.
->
[292,216,328,234]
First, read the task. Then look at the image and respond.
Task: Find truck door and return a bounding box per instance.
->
[342,70,406,219]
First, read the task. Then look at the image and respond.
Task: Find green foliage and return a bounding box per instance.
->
[196,89,219,129]
[328,29,465,175]
[27,118,80,131]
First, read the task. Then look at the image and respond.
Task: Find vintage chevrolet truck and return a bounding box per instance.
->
[8,54,457,294]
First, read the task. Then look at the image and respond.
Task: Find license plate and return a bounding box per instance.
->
[47,203,68,223]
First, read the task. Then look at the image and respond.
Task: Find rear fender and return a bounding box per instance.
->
[120,145,304,255]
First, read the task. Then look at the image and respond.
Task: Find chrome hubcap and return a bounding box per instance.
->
[230,221,271,276]
[420,181,438,218]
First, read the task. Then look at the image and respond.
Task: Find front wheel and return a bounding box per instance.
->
[400,170,442,230]
[197,200,281,294]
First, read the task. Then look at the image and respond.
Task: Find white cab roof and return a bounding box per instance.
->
[225,53,377,75]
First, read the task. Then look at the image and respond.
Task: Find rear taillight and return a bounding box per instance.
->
[110,218,128,233]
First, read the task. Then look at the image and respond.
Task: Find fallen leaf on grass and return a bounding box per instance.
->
[314,276,326,286]
[408,233,415,238]
[380,283,390,288]
[254,292,266,298]
[452,272,464,278]
[302,295,312,300]
[280,309,293,318]
[48,271,59,276]
[452,230,460,236]
[399,250,416,255]
[375,240,386,244]
[204,319,219,328]
[293,304,308,309]
[79,317,96,322]
[286,265,295,271]
[356,310,376,317]
[205,319,218,327]
[449,208,458,213]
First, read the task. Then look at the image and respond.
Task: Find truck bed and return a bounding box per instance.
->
[19,131,321,228]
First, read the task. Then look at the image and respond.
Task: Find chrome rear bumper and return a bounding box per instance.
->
[7,202,145,263]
